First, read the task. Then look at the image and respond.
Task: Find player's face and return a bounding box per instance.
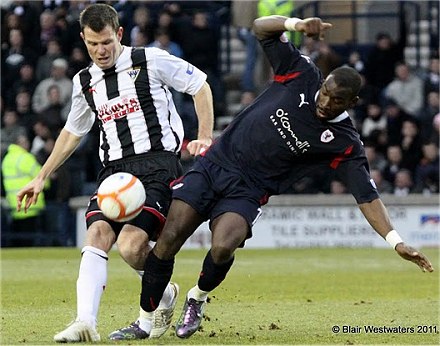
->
[316,75,358,121]
[81,25,123,70]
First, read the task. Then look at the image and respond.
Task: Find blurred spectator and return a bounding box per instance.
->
[1,11,22,46]
[361,103,386,139]
[301,37,342,78]
[414,142,439,194]
[157,9,174,32]
[383,99,410,145]
[148,28,183,57]
[346,50,365,74]
[364,143,387,172]
[132,29,149,48]
[30,119,53,156]
[370,168,393,194]
[112,0,136,46]
[419,91,439,140]
[66,45,89,79]
[38,84,66,132]
[5,62,37,107]
[400,119,423,173]
[14,89,37,135]
[232,0,259,96]
[35,38,64,81]
[367,128,389,156]
[1,28,38,90]
[384,62,423,118]
[39,9,58,54]
[351,74,380,128]
[393,168,414,196]
[364,32,404,90]
[1,133,48,246]
[32,58,72,114]
[330,179,347,194]
[422,57,440,102]
[130,6,155,46]
[4,0,40,52]
[1,108,28,157]
[175,10,225,137]
[383,145,404,184]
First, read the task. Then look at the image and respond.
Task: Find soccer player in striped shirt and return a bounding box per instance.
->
[16,3,214,342]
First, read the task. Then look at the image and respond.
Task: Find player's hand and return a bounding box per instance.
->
[296,17,332,40]
[16,178,45,213]
[186,137,212,156]
[395,243,434,272]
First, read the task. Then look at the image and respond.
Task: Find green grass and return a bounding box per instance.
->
[1,247,439,345]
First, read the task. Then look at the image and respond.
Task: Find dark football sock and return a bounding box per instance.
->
[198,250,234,292]
[140,251,174,312]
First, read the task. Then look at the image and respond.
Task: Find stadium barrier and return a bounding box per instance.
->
[69,194,439,249]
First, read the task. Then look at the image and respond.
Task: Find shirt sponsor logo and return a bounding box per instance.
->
[97,96,141,124]
[320,129,335,143]
[270,108,310,155]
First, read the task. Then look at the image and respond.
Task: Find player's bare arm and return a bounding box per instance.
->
[253,15,332,41]
[187,81,214,156]
[16,129,82,212]
[358,198,434,272]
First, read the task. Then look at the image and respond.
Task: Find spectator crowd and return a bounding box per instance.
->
[1,0,439,247]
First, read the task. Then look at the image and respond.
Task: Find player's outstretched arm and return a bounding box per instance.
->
[358,198,434,272]
[16,128,82,212]
[253,15,332,41]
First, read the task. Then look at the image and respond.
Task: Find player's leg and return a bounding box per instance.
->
[54,220,116,343]
[109,163,184,340]
[123,199,205,336]
[175,212,248,338]
[110,224,180,340]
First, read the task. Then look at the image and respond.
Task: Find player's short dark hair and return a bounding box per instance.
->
[79,3,119,33]
[330,66,362,97]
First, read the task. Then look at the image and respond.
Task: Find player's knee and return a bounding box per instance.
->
[210,245,234,264]
[86,221,116,251]
[117,231,149,267]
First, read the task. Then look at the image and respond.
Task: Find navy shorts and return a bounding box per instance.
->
[86,151,182,241]
[171,157,268,236]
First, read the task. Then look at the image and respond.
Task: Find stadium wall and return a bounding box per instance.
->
[70,194,439,249]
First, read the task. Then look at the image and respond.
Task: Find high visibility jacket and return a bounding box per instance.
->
[1,144,47,219]
[258,0,299,45]
[258,0,295,17]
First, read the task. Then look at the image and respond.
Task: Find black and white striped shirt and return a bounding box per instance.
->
[65,46,206,165]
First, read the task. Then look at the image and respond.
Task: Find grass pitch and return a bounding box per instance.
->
[1,247,439,345]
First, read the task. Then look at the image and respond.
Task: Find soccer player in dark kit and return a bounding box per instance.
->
[113,15,434,340]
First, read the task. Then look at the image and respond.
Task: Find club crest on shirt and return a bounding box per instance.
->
[127,67,140,81]
[320,129,334,143]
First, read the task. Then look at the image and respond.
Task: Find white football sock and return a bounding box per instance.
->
[76,246,108,329]
[138,308,153,333]
[157,282,175,308]
[187,285,209,302]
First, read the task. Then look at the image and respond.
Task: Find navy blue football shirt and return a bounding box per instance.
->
[205,33,379,204]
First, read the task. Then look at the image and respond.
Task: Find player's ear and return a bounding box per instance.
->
[80,32,85,41]
[117,27,124,42]
[350,96,360,108]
